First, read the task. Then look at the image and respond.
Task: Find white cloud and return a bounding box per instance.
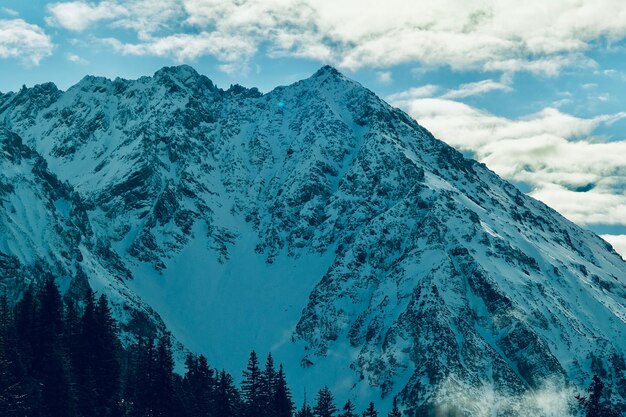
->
[43,0,626,74]
[388,92,626,227]
[0,19,53,65]
[46,1,128,32]
[441,79,512,99]
[105,31,256,63]
[375,71,392,85]
[66,52,88,64]
[601,235,626,258]
[530,184,626,226]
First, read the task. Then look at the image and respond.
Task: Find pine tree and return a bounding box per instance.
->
[273,364,294,417]
[242,350,263,417]
[36,278,74,417]
[216,370,241,417]
[296,391,314,417]
[14,285,36,363]
[184,353,215,417]
[338,400,358,417]
[124,335,154,417]
[153,332,176,417]
[75,287,98,417]
[362,402,378,417]
[260,353,276,417]
[13,286,40,415]
[313,386,337,417]
[0,292,26,417]
[93,294,121,417]
[387,398,401,417]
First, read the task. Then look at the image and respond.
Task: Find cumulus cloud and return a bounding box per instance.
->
[388,92,626,228]
[43,0,626,74]
[47,1,128,32]
[0,19,53,65]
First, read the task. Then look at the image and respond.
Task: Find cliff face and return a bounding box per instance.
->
[1,65,625,416]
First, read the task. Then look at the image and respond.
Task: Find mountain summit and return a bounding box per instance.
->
[0,65,624,416]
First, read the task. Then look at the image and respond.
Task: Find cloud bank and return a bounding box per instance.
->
[44,0,626,74]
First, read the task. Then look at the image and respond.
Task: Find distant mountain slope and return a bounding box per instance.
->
[0,65,625,416]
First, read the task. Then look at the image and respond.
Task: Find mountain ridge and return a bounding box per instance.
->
[0,65,625,416]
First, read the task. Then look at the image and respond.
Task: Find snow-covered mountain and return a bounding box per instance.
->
[1,65,625,416]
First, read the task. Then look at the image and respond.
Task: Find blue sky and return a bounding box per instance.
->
[1,0,626,255]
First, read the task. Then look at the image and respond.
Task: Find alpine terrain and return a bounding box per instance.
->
[0,65,625,416]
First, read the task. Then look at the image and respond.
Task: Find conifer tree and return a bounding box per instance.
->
[242,350,263,417]
[260,352,276,416]
[93,294,121,417]
[216,370,241,417]
[296,391,314,417]
[362,402,378,417]
[273,364,294,417]
[338,400,358,417]
[184,353,215,417]
[0,293,26,417]
[37,279,73,417]
[75,287,98,417]
[313,386,337,417]
[153,332,176,417]
[14,286,36,362]
[124,335,153,417]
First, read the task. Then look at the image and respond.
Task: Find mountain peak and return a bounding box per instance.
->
[154,64,198,79]
[153,64,218,92]
[309,65,349,82]
[315,64,341,75]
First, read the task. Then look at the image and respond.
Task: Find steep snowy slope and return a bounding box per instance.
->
[0,66,625,416]
[0,126,167,342]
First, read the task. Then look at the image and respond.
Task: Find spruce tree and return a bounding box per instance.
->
[0,293,26,417]
[183,353,215,417]
[124,335,153,417]
[93,294,121,417]
[75,287,98,417]
[273,364,294,417]
[362,402,378,417]
[296,391,314,417]
[313,386,337,417]
[37,279,73,417]
[242,350,262,417]
[338,400,358,417]
[216,370,241,417]
[260,353,276,416]
[153,332,176,417]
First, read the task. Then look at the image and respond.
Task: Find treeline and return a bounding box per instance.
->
[0,279,398,417]
[2,279,617,417]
